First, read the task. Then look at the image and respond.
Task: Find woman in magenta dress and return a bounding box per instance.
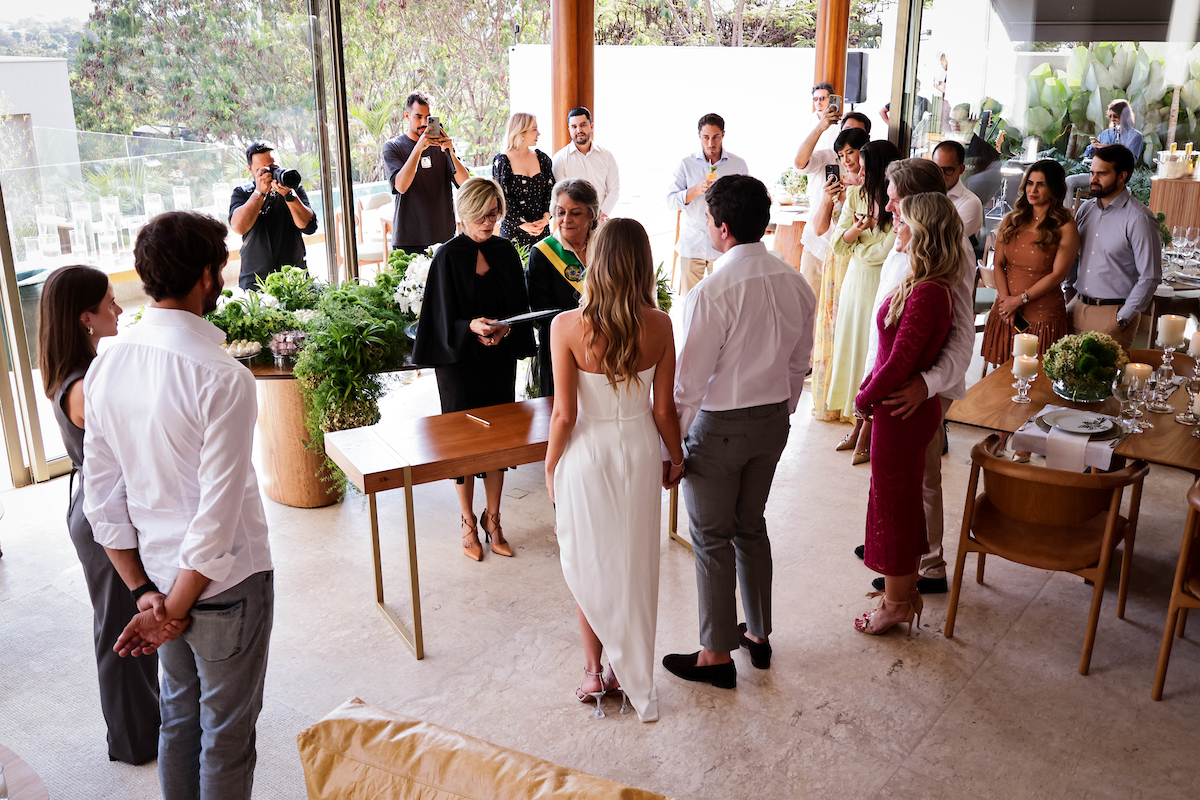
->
[854,192,965,635]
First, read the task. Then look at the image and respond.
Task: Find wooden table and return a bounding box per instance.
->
[947,353,1200,473]
[0,743,49,800]
[323,398,687,659]
[771,206,807,269]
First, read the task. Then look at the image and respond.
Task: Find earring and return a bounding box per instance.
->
[86,325,94,336]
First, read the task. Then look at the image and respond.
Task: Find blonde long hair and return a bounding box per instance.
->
[505,112,537,151]
[580,218,656,390]
[886,193,964,327]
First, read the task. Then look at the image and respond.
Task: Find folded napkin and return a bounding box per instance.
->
[1010,404,1120,472]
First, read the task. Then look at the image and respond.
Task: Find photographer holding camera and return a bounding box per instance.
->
[229,141,318,289]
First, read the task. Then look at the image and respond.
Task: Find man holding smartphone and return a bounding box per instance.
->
[382,91,471,254]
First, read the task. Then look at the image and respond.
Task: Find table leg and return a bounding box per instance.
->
[368,470,425,659]
[667,485,693,552]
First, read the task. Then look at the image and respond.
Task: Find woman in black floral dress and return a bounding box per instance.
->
[492,112,555,251]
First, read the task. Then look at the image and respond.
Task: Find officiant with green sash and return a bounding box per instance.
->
[528,178,601,396]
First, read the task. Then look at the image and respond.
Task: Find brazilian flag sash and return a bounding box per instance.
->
[535,236,584,293]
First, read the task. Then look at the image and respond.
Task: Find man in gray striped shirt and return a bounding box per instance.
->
[1064,144,1161,350]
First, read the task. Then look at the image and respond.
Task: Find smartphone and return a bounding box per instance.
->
[828,94,843,116]
[825,163,841,183]
[426,115,443,138]
[1013,310,1031,333]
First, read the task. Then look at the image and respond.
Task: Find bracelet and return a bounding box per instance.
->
[669,456,684,468]
[1020,292,1030,304]
[130,581,159,602]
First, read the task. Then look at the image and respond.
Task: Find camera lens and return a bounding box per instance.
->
[270,165,302,189]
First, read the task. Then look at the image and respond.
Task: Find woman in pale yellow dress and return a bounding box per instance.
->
[822,140,902,463]
[811,129,868,422]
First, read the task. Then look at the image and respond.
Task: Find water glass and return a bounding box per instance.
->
[96,228,119,259]
[100,195,122,231]
[39,232,62,259]
[1188,227,1200,259]
[69,228,88,256]
[34,203,58,236]
[212,182,232,212]
[143,193,164,219]
[173,185,192,211]
[22,236,41,263]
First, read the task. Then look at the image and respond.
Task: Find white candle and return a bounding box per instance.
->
[1193,393,1200,416]
[1158,314,1188,348]
[1012,355,1039,379]
[1125,362,1153,384]
[1189,332,1200,357]
[1012,333,1039,359]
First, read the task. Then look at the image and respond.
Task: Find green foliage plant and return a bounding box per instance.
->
[204,290,301,346]
[257,265,321,311]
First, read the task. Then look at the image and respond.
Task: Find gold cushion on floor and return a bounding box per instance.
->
[298,697,673,800]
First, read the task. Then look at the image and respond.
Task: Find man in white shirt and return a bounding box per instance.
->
[85,211,274,798]
[551,106,620,220]
[809,82,841,153]
[662,176,816,688]
[666,113,750,294]
[859,159,975,595]
[792,110,872,296]
[933,140,983,246]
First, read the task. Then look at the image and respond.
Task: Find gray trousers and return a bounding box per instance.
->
[158,571,274,800]
[68,479,160,764]
[682,403,790,653]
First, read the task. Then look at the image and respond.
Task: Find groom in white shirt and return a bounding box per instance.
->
[85,211,274,799]
[663,175,816,688]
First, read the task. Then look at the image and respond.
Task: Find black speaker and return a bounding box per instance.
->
[845,52,868,104]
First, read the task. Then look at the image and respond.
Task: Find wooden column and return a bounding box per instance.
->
[814,0,851,95]
[551,0,594,153]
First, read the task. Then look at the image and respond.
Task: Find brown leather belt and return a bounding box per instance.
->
[1077,294,1123,307]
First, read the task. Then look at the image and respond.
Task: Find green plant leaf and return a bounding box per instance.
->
[1087,88,1106,131]
[1094,43,1116,68]
[1041,77,1069,110]
[1182,80,1200,111]
[1128,48,1151,96]
[1083,61,1099,93]
[1065,46,1089,90]
[1110,44,1135,89]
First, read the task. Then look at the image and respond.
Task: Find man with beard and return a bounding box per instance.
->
[84,211,275,799]
[1064,144,1161,350]
[552,106,621,221]
[382,91,471,253]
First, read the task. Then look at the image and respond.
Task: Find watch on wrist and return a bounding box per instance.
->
[131,581,159,602]
[1020,292,1029,305]
[252,189,264,199]
[284,193,299,203]
[1117,316,1130,329]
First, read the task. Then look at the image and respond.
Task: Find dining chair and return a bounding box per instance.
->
[945,434,1150,675]
[1152,477,1200,700]
[975,264,997,378]
[334,206,388,282]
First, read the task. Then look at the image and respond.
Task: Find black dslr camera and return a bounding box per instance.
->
[268,165,302,189]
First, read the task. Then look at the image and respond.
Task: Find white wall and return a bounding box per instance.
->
[0,56,80,167]
[509,44,894,211]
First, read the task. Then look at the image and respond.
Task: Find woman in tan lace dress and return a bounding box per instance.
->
[981,159,1079,364]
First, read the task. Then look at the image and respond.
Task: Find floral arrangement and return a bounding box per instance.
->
[1042,332,1129,401]
[391,252,433,317]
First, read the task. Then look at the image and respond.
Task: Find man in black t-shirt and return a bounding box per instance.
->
[229,142,318,289]
[381,91,470,253]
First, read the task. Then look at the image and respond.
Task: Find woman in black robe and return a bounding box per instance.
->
[414,177,535,562]
[527,178,600,397]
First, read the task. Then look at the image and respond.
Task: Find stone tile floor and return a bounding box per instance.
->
[2,365,1199,799]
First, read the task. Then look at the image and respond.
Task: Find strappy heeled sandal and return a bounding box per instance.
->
[462,515,483,562]
[481,509,512,557]
[854,594,917,635]
[602,667,631,715]
[576,669,606,718]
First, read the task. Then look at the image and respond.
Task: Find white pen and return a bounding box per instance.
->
[466,413,491,427]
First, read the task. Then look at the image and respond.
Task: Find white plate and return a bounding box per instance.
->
[1042,409,1113,434]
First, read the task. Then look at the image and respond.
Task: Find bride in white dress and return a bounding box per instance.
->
[545,219,685,723]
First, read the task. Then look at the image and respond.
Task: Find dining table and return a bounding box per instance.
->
[946,350,1200,474]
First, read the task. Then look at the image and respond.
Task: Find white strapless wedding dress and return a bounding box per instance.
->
[555,366,661,722]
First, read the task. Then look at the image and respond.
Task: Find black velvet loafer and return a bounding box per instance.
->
[737,623,772,669]
[662,651,737,688]
[854,544,865,560]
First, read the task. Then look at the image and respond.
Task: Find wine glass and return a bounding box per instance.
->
[1188,227,1200,261]
[1135,376,1156,430]
[1147,365,1178,413]
[1178,376,1200,425]
[1112,377,1137,433]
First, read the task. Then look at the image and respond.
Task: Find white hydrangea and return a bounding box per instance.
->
[393,254,433,317]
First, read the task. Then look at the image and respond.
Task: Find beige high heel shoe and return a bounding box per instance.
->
[481,509,512,557]
[854,595,917,635]
[462,515,483,562]
[836,419,863,451]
